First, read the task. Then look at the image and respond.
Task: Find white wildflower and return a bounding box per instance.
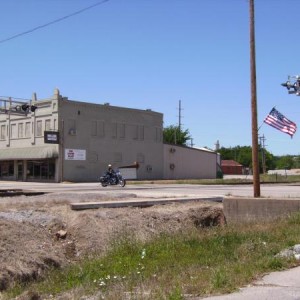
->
[141,248,146,259]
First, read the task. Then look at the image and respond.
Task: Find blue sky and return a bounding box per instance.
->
[1,0,300,156]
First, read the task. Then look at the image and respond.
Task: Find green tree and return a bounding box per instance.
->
[163,125,191,146]
[275,155,295,169]
[218,145,275,172]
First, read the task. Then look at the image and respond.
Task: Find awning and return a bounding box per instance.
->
[0,146,59,160]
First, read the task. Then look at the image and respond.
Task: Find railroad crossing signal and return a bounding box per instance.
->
[281,75,300,96]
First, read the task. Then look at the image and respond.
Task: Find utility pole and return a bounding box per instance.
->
[190,138,194,147]
[250,0,261,197]
[259,134,267,174]
[178,99,182,132]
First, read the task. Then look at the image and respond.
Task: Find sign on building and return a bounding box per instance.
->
[119,168,137,179]
[44,131,59,144]
[65,149,86,161]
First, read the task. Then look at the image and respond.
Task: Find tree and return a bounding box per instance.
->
[163,125,191,146]
[275,155,295,170]
[218,145,275,172]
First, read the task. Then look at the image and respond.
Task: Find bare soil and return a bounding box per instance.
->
[0,192,224,299]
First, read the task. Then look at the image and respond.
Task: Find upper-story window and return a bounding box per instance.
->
[25,122,31,138]
[18,123,23,138]
[68,119,76,135]
[0,125,5,140]
[36,120,42,136]
[91,120,105,137]
[111,123,117,138]
[45,119,51,131]
[91,121,97,136]
[118,123,125,138]
[139,126,144,140]
[11,124,17,138]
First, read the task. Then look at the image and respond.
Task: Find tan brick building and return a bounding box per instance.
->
[0,89,163,182]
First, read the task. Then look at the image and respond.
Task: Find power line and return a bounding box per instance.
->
[0,96,31,101]
[0,0,110,44]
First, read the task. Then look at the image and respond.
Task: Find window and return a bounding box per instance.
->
[98,121,104,136]
[68,119,76,135]
[91,120,105,137]
[139,126,144,140]
[36,120,42,136]
[0,125,5,140]
[0,161,14,178]
[118,123,125,138]
[45,119,51,131]
[132,125,138,140]
[111,123,117,138]
[11,124,17,138]
[27,159,55,180]
[91,121,97,136]
[25,122,31,137]
[18,123,23,138]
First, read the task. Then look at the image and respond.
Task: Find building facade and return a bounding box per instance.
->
[163,144,219,179]
[221,160,244,175]
[0,89,164,182]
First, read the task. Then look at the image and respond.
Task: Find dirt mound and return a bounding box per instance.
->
[0,195,224,295]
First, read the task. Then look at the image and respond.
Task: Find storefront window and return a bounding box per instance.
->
[0,161,14,178]
[27,159,55,180]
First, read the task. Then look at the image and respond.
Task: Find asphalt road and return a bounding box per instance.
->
[0,181,300,199]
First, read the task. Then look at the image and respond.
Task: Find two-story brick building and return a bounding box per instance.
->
[0,89,163,182]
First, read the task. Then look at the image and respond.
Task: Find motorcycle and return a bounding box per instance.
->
[99,170,126,187]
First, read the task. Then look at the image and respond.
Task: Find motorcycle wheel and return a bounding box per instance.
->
[119,179,126,187]
[101,182,108,187]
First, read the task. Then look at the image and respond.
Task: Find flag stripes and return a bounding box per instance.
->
[264,107,297,138]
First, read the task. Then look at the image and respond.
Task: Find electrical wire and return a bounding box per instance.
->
[0,96,31,101]
[0,0,109,44]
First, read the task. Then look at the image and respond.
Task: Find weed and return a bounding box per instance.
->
[4,212,300,300]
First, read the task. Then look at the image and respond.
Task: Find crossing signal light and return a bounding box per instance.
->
[21,104,29,111]
[13,104,37,113]
[30,105,37,112]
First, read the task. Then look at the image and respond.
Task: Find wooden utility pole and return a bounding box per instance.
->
[178,99,182,132]
[259,134,267,174]
[250,0,261,197]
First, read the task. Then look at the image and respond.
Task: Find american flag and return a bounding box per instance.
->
[264,107,297,138]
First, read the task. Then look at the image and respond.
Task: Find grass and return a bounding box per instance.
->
[5,212,300,300]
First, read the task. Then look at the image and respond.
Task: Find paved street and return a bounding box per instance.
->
[0,181,300,199]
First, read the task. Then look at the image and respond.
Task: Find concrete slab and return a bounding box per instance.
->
[201,266,300,300]
[224,197,300,222]
[70,196,223,210]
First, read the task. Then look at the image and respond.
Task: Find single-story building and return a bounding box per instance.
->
[221,160,244,175]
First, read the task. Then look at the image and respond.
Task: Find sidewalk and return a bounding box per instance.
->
[200,265,300,300]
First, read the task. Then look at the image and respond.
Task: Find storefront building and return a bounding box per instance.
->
[0,89,164,182]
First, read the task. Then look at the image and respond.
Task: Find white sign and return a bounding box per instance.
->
[119,168,137,179]
[65,149,86,161]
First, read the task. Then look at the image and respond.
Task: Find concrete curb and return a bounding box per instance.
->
[224,197,300,223]
[70,196,223,210]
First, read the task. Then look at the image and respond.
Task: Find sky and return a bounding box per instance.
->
[1,0,300,156]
